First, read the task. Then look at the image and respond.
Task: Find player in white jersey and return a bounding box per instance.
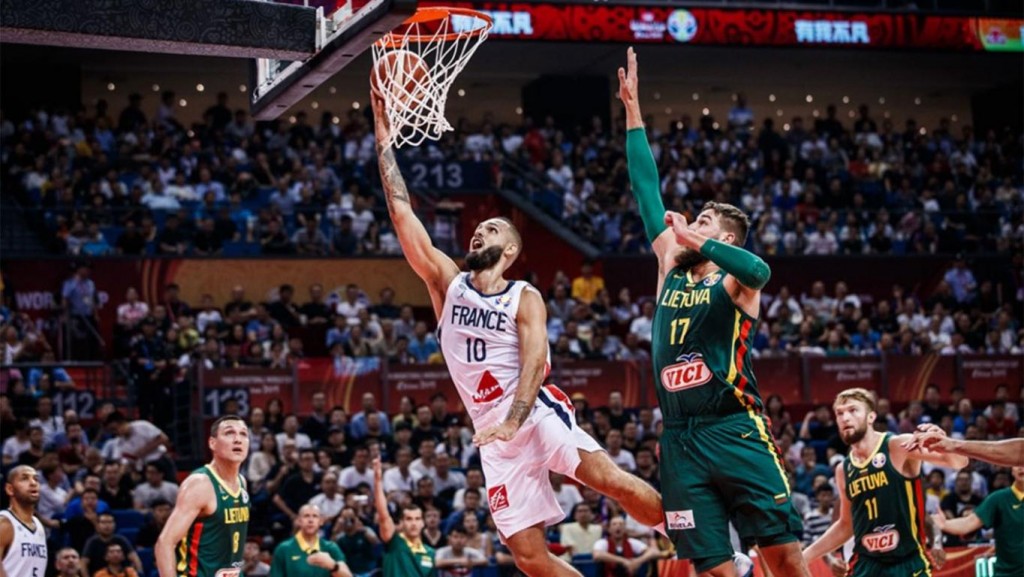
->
[0,465,48,577]
[372,94,664,577]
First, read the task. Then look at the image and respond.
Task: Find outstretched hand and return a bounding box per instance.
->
[617,46,639,107]
[900,423,949,453]
[663,211,693,245]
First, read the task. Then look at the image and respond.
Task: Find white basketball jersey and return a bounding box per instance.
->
[438,274,549,427]
[0,509,48,577]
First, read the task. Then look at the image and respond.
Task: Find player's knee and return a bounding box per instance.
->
[513,549,553,574]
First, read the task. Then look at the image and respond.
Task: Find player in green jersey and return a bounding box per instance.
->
[156,416,251,577]
[619,47,807,577]
[803,389,969,576]
[373,455,435,577]
[932,466,1024,577]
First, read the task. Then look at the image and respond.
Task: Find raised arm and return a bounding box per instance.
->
[372,456,396,544]
[891,430,969,473]
[371,93,459,317]
[155,474,213,577]
[618,48,673,265]
[803,464,854,564]
[472,288,547,447]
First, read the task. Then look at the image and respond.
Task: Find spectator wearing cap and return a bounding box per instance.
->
[271,504,352,577]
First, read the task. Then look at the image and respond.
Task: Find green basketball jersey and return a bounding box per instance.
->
[974,485,1024,577]
[652,267,762,418]
[176,465,249,577]
[843,434,930,566]
[383,534,435,577]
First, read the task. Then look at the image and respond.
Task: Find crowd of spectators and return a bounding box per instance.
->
[2,373,1020,576]
[2,91,1021,259]
[508,97,1023,256]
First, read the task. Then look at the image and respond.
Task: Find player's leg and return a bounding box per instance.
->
[716,413,810,577]
[573,448,664,527]
[504,523,582,577]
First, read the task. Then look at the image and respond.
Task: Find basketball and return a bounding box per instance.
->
[371,49,430,107]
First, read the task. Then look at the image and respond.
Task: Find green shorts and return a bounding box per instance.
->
[659,411,802,571]
[848,551,931,577]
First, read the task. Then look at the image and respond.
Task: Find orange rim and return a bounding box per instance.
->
[381,6,493,45]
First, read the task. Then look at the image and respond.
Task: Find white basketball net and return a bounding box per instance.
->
[371,9,491,149]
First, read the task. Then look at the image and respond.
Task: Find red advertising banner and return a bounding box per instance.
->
[382,364,458,413]
[433,2,1022,51]
[805,357,883,405]
[753,357,803,406]
[886,354,958,403]
[295,357,381,415]
[549,360,644,407]
[961,355,1023,398]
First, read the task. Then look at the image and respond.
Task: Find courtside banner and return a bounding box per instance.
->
[435,2,1022,51]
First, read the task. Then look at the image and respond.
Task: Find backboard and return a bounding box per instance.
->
[250,0,417,120]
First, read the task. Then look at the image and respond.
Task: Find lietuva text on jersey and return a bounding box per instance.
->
[223,506,249,524]
[659,287,712,309]
[450,305,511,332]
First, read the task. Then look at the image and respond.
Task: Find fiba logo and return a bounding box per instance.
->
[666,10,698,43]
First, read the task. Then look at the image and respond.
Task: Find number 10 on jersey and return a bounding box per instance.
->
[466,338,487,362]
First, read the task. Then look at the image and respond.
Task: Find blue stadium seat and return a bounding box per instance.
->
[574,558,599,577]
[137,547,155,575]
[472,565,500,577]
[118,527,140,545]
[112,509,146,530]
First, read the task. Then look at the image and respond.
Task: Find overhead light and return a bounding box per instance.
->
[457,89,466,97]
[107,83,116,92]
[152,84,161,92]
[842,96,850,104]
[515,107,523,115]
[702,107,709,116]
[179,98,188,107]
[691,92,699,101]
[196,83,205,92]
[776,109,784,117]
[783,123,791,131]
[805,94,813,103]
[769,94,776,102]
[311,101,319,109]
[239,84,247,93]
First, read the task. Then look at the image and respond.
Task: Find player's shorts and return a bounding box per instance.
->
[477,384,603,540]
[847,551,931,577]
[659,411,802,571]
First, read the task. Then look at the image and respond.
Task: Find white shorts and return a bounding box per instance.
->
[478,385,604,540]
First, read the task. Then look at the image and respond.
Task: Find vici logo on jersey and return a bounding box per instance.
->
[861,526,900,553]
[661,353,713,391]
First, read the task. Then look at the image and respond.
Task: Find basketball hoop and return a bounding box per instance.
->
[371,7,492,149]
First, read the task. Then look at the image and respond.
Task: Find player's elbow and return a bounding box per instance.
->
[744,258,771,290]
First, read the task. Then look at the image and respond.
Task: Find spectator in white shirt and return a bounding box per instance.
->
[133,463,179,511]
[804,221,839,255]
[339,446,375,491]
[629,301,655,346]
[382,447,420,500]
[30,396,65,446]
[604,429,636,472]
[309,472,345,525]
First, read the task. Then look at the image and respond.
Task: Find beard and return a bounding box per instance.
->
[465,245,504,271]
[675,247,709,271]
[840,422,869,445]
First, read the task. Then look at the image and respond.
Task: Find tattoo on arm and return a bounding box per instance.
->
[377,146,410,211]
[506,400,531,427]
